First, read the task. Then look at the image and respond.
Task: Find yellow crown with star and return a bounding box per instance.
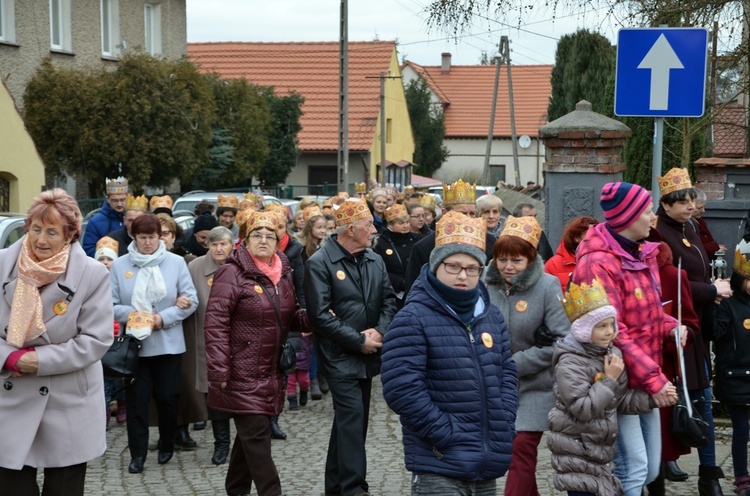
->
[734,241,750,279]
[149,195,173,211]
[561,278,612,323]
[435,210,486,251]
[658,167,692,196]
[443,179,476,206]
[105,176,128,195]
[334,198,371,227]
[302,206,324,224]
[384,204,408,223]
[126,194,148,212]
[500,215,542,248]
[419,194,435,210]
[355,182,367,194]
[217,194,239,209]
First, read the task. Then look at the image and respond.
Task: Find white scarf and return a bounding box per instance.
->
[128,240,168,312]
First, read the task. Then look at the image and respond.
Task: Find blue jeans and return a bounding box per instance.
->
[613,409,661,496]
[688,361,717,467]
[728,405,750,477]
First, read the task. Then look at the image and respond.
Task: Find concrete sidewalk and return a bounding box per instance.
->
[80,377,738,495]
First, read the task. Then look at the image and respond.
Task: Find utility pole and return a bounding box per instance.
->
[380,71,386,186]
[337,0,349,192]
[505,37,521,187]
[482,42,502,187]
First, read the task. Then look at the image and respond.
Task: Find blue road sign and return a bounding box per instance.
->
[615,27,709,117]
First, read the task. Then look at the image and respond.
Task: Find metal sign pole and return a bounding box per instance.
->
[651,117,664,204]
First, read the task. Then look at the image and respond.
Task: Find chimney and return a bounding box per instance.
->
[441,52,451,72]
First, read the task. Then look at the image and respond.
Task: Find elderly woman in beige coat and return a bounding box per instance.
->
[185,226,235,466]
[0,189,114,495]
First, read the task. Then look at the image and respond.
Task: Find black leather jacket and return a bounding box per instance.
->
[304,236,397,379]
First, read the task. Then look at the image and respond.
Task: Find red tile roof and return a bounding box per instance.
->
[403,61,553,138]
[712,103,747,158]
[188,41,397,152]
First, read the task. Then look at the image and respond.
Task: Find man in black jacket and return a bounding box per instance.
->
[304,197,397,496]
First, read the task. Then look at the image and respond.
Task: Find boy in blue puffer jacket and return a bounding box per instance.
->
[382,210,518,495]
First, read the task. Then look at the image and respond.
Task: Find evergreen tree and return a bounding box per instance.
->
[257,88,304,185]
[405,78,449,177]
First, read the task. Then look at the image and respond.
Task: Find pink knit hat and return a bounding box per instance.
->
[571,305,618,343]
[600,182,652,232]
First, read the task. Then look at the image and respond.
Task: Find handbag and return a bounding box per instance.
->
[101,334,142,381]
[672,383,709,448]
[261,284,296,375]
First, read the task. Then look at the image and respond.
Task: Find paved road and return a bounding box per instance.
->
[80,378,738,495]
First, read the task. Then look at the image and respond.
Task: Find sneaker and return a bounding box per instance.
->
[299,391,308,406]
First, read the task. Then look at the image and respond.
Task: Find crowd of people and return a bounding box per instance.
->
[1,172,749,496]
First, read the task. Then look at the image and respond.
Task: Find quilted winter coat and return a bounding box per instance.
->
[713,271,750,405]
[204,244,306,416]
[548,334,652,496]
[381,266,518,481]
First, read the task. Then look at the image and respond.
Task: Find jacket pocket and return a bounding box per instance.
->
[724,368,750,380]
[75,369,89,397]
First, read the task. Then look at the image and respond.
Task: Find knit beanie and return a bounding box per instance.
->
[600,182,652,232]
[429,243,487,274]
[194,212,219,233]
[571,305,618,343]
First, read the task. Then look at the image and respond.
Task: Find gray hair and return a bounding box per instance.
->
[206,226,233,244]
[512,202,535,217]
[693,187,707,202]
[476,194,503,215]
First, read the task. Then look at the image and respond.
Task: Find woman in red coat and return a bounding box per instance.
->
[545,216,598,291]
[205,211,307,496]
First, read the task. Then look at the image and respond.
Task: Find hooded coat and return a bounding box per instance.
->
[485,256,570,432]
[382,266,518,482]
[545,241,577,291]
[548,334,652,496]
[81,200,124,257]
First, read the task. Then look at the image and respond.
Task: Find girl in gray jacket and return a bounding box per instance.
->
[548,279,656,496]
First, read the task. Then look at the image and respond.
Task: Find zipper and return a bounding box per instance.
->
[467,324,475,343]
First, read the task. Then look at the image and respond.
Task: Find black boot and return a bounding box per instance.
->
[646,466,665,496]
[211,419,231,465]
[698,465,725,496]
[175,424,197,450]
[270,416,286,440]
[664,460,689,482]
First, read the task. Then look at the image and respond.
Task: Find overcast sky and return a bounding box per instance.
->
[185,0,622,66]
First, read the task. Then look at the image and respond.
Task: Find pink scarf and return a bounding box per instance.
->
[7,237,70,347]
[252,253,282,286]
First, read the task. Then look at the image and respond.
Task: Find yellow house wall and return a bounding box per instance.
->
[369,49,415,180]
[0,79,45,212]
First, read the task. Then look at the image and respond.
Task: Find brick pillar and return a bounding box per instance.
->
[541,100,632,248]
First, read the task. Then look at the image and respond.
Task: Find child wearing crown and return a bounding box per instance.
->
[548,279,654,496]
[713,244,750,496]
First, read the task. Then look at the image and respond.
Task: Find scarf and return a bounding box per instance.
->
[252,253,282,286]
[606,224,644,259]
[128,241,168,312]
[278,233,290,253]
[7,236,70,347]
[426,269,480,326]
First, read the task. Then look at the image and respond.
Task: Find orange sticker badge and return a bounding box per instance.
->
[254,285,263,294]
[682,238,691,247]
[634,288,643,300]
[336,270,346,281]
[52,301,68,316]
[207,277,214,287]
[515,300,528,312]
[124,271,134,279]
[594,372,606,382]
[385,249,394,255]
[743,319,750,330]
[481,332,493,348]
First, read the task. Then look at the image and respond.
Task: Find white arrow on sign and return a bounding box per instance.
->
[637,34,684,111]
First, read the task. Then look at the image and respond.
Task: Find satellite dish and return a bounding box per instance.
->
[518,135,531,149]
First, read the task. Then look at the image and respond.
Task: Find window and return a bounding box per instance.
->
[490,164,506,184]
[144,3,162,56]
[0,0,16,43]
[100,0,120,57]
[49,0,71,51]
[386,118,393,144]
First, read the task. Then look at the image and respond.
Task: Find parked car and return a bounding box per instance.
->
[172,190,282,214]
[0,213,26,249]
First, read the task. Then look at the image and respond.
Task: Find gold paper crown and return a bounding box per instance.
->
[264,203,286,215]
[244,191,262,207]
[560,278,612,323]
[149,195,173,211]
[404,185,415,195]
[658,167,692,196]
[126,194,148,212]
[302,206,324,224]
[370,188,388,200]
[443,179,476,206]
[127,311,156,330]
[238,198,254,211]
[419,194,435,210]
[247,211,279,234]
[500,215,542,248]
[386,187,398,198]
[435,210,486,251]
[105,176,128,195]
[217,194,239,209]
[384,204,408,223]
[334,198,371,227]
[96,236,119,254]
[236,209,254,231]
[734,241,750,278]
[355,182,367,193]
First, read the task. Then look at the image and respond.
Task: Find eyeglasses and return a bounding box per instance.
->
[410,214,425,219]
[441,262,482,277]
[248,234,276,243]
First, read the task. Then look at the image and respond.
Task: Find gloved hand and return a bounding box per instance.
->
[534,325,557,348]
